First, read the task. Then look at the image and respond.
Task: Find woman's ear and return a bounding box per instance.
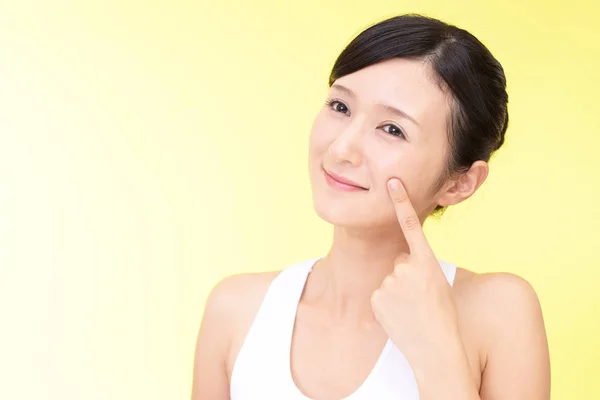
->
[436,161,489,207]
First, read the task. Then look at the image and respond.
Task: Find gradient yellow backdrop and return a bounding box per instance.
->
[0,0,598,399]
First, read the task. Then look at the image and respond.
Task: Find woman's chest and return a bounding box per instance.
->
[289,320,389,399]
[287,314,482,400]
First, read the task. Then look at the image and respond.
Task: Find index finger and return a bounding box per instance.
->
[387,178,430,256]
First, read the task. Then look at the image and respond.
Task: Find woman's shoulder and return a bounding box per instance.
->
[203,267,291,379]
[204,269,282,327]
[453,266,547,359]
[453,267,541,309]
[193,268,286,394]
[204,258,317,336]
[452,267,550,395]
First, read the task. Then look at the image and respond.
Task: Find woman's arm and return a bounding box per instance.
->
[413,272,551,400]
[373,180,551,399]
[190,279,235,400]
[478,273,551,399]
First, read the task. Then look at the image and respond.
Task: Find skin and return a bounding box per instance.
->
[191,58,551,399]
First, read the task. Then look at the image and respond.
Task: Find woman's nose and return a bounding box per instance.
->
[327,118,366,167]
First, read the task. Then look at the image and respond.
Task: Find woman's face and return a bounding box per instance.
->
[309,57,453,229]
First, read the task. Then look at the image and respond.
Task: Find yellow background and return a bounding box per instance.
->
[0,0,598,399]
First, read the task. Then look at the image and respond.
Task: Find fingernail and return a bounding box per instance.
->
[389,179,400,191]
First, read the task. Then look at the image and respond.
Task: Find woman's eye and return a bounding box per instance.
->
[328,100,350,116]
[382,124,405,138]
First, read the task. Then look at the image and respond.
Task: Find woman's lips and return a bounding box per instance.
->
[323,169,368,191]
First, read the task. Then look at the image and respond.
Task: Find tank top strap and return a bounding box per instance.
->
[437,258,458,287]
[229,258,319,398]
[264,257,318,314]
[244,257,317,344]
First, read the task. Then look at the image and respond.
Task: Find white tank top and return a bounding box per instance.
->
[230,257,457,400]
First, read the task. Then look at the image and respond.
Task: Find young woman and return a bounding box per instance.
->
[191,14,551,400]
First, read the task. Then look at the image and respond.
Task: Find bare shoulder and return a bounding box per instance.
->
[205,269,282,331]
[452,267,550,398]
[191,269,282,399]
[203,269,283,378]
[453,267,544,319]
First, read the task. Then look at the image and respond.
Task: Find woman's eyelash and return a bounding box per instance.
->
[325,99,350,115]
[380,123,406,139]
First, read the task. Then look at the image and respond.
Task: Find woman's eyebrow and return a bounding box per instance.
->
[331,83,356,97]
[380,103,420,127]
[330,83,420,127]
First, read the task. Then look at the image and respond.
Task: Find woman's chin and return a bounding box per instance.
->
[313,202,376,229]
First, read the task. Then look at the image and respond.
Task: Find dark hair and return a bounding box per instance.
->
[329,14,509,216]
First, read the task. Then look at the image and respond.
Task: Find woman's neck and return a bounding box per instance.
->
[306,225,410,325]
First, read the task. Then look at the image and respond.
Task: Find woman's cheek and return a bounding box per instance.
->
[376,157,409,187]
[377,165,425,209]
[310,115,340,153]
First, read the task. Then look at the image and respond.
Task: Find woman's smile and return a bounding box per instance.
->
[323,167,369,191]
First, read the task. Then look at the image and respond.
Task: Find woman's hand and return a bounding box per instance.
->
[370,178,479,399]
